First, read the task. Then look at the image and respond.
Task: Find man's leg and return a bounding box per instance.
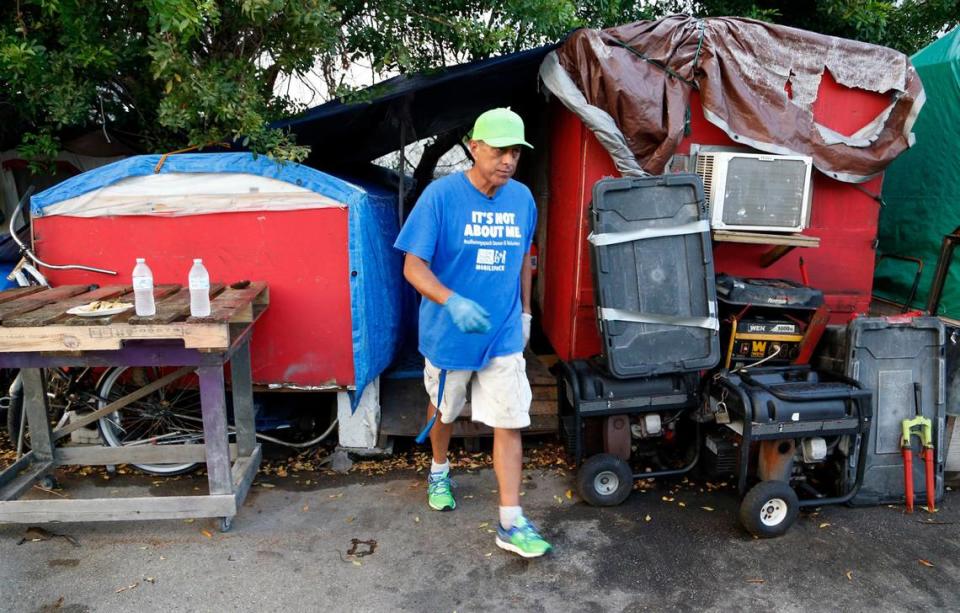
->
[429,402,454,464]
[474,355,551,557]
[493,427,523,507]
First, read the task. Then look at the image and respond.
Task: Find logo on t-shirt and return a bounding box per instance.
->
[476,248,506,271]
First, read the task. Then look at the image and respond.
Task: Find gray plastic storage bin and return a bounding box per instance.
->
[820,317,946,506]
[589,175,720,378]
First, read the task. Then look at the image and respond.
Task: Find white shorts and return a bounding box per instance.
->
[424,353,532,430]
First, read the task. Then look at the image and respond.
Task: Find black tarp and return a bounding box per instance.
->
[276,45,556,168]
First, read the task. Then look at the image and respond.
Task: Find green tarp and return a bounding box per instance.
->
[875,28,960,316]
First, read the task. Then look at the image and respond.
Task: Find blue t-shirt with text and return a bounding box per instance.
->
[394,172,537,371]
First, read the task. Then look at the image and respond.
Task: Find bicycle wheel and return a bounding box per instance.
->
[97,366,204,475]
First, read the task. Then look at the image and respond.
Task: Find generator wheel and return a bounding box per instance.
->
[577,453,633,507]
[739,480,799,538]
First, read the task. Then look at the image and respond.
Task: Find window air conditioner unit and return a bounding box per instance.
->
[695,152,814,233]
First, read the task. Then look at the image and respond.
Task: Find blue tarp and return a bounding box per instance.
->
[32,153,405,410]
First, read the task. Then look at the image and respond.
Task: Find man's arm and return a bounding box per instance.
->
[404,253,453,305]
[521,250,533,314]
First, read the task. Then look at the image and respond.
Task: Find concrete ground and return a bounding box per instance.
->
[2,450,959,613]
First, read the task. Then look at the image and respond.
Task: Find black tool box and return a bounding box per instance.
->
[588,175,721,378]
[817,316,946,505]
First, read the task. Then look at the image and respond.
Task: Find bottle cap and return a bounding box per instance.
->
[136,258,145,263]
[193,258,203,264]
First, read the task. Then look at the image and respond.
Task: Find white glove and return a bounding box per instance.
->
[521,312,532,346]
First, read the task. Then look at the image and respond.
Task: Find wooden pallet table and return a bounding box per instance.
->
[0,282,268,531]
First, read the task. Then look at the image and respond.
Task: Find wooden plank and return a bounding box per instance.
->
[712,230,820,248]
[0,285,91,323]
[130,283,225,325]
[188,282,268,324]
[0,322,231,353]
[0,458,55,501]
[525,351,556,386]
[52,366,194,439]
[4,285,132,327]
[0,451,40,489]
[230,340,257,457]
[62,284,181,326]
[759,245,796,268]
[0,494,236,523]
[459,399,556,419]
[198,366,232,495]
[230,445,262,512]
[0,286,44,305]
[21,369,55,461]
[56,443,239,466]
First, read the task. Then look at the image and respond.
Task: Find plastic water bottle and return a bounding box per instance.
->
[189,259,211,317]
[132,258,155,316]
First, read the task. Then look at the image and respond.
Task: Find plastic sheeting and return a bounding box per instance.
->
[38,172,342,217]
[31,153,362,215]
[542,15,924,183]
[875,28,960,317]
[31,153,405,410]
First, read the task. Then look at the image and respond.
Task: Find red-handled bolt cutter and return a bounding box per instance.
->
[901,382,936,513]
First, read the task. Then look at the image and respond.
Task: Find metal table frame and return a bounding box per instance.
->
[0,330,260,532]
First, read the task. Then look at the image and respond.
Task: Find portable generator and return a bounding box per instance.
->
[705,365,872,537]
[716,275,825,369]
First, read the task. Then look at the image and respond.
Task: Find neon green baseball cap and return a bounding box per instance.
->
[469,108,533,149]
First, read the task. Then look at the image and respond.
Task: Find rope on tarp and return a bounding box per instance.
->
[610,19,707,137]
[153,142,231,173]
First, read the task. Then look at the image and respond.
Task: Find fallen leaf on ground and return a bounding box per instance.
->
[919,559,935,568]
[678,502,686,508]
[200,529,213,539]
[115,582,139,594]
[554,495,563,504]
[414,516,420,523]
[701,507,714,512]
[565,489,573,500]
[644,514,652,522]
[352,560,362,567]
[484,552,493,557]
[662,496,674,502]
[845,571,853,581]
[144,577,156,584]
[259,483,275,489]
[182,519,195,524]
[345,516,355,523]
[302,505,309,512]
[745,578,765,584]
[819,523,831,529]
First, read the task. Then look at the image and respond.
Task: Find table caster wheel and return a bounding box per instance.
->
[39,475,59,490]
[219,516,233,533]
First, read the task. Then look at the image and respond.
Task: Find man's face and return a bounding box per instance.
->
[469,140,522,188]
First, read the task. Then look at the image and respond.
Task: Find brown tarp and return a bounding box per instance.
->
[548,15,924,182]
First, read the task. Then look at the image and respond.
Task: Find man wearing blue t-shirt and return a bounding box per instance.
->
[394,108,551,558]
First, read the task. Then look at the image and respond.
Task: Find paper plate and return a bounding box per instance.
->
[66,302,135,317]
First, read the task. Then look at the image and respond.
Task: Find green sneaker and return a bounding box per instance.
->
[495,515,553,558]
[427,471,456,511]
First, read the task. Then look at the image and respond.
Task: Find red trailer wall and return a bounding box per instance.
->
[33,209,355,387]
[542,77,889,361]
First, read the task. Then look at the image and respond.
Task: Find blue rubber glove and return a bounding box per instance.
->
[443,293,491,334]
